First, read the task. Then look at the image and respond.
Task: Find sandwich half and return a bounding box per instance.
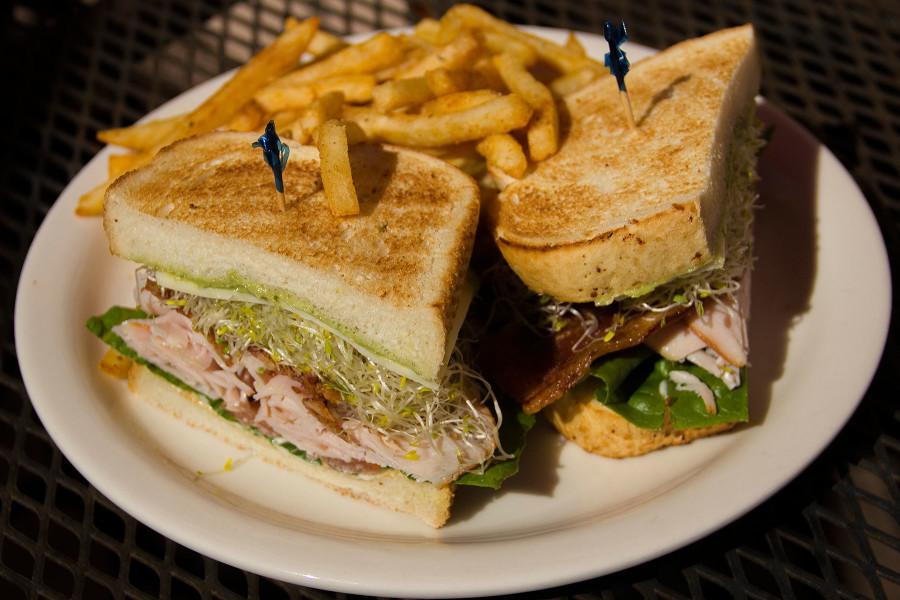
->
[90,132,523,527]
[481,25,764,457]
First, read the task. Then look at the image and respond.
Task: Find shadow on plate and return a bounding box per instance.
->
[349,143,399,217]
[747,102,820,426]
[449,418,564,525]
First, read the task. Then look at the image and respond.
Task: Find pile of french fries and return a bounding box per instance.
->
[77,4,604,217]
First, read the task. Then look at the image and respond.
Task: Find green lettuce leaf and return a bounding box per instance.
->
[591,350,748,430]
[87,306,199,396]
[86,306,148,353]
[455,410,536,489]
[589,345,655,404]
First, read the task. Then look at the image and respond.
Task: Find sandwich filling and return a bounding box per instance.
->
[95,269,505,485]
[479,111,764,428]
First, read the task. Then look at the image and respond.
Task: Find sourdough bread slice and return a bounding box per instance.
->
[494,25,760,303]
[128,363,454,527]
[105,134,479,385]
[544,378,736,458]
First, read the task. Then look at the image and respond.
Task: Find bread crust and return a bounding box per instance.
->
[126,363,454,527]
[497,201,711,302]
[494,25,760,303]
[544,383,735,458]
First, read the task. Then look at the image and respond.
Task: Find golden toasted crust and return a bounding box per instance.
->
[544,383,736,458]
[104,134,480,382]
[127,363,454,527]
[494,25,759,303]
[107,135,475,312]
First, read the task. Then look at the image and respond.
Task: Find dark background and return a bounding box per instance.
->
[2,1,899,598]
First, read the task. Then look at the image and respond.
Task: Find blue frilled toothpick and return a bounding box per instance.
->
[252,120,291,211]
[603,20,636,129]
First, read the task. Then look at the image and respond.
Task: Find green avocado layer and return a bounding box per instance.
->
[149,269,427,384]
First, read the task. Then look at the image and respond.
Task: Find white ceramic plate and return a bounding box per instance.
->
[15,28,891,597]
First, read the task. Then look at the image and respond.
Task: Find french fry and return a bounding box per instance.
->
[425,68,470,96]
[271,110,300,129]
[414,18,443,45]
[284,117,310,144]
[79,150,155,216]
[420,89,500,116]
[301,91,345,143]
[315,91,346,120]
[97,115,180,149]
[403,12,464,48]
[285,16,347,59]
[187,12,319,138]
[255,85,317,113]
[526,105,559,161]
[99,348,132,379]
[262,32,404,91]
[493,53,559,160]
[317,120,359,217]
[476,133,528,178]
[76,182,108,217]
[372,44,430,81]
[256,74,376,113]
[479,30,538,66]
[372,77,434,112]
[549,66,598,96]
[394,31,481,79]
[108,153,139,179]
[470,56,506,91]
[115,151,154,176]
[307,29,348,58]
[447,4,600,73]
[401,32,434,51]
[565,31,587,57]
[493,53,555,108]
[347,94,532,147]
[226,101,266,131]
[312,74,376,104]
[99,17,320,151]
[436,11,466,45]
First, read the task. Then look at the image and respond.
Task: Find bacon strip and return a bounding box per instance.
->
[479,305,687,414]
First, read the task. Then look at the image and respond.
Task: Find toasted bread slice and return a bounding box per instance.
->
[127,363,454,527]
[494,25,760,303]
[105,134,479,385]
[544,379,735,458]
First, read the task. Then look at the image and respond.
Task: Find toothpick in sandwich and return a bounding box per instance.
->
[603,20,636,129]
[252,120,291,211]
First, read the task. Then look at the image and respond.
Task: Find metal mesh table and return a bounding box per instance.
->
[2,1,898,598]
